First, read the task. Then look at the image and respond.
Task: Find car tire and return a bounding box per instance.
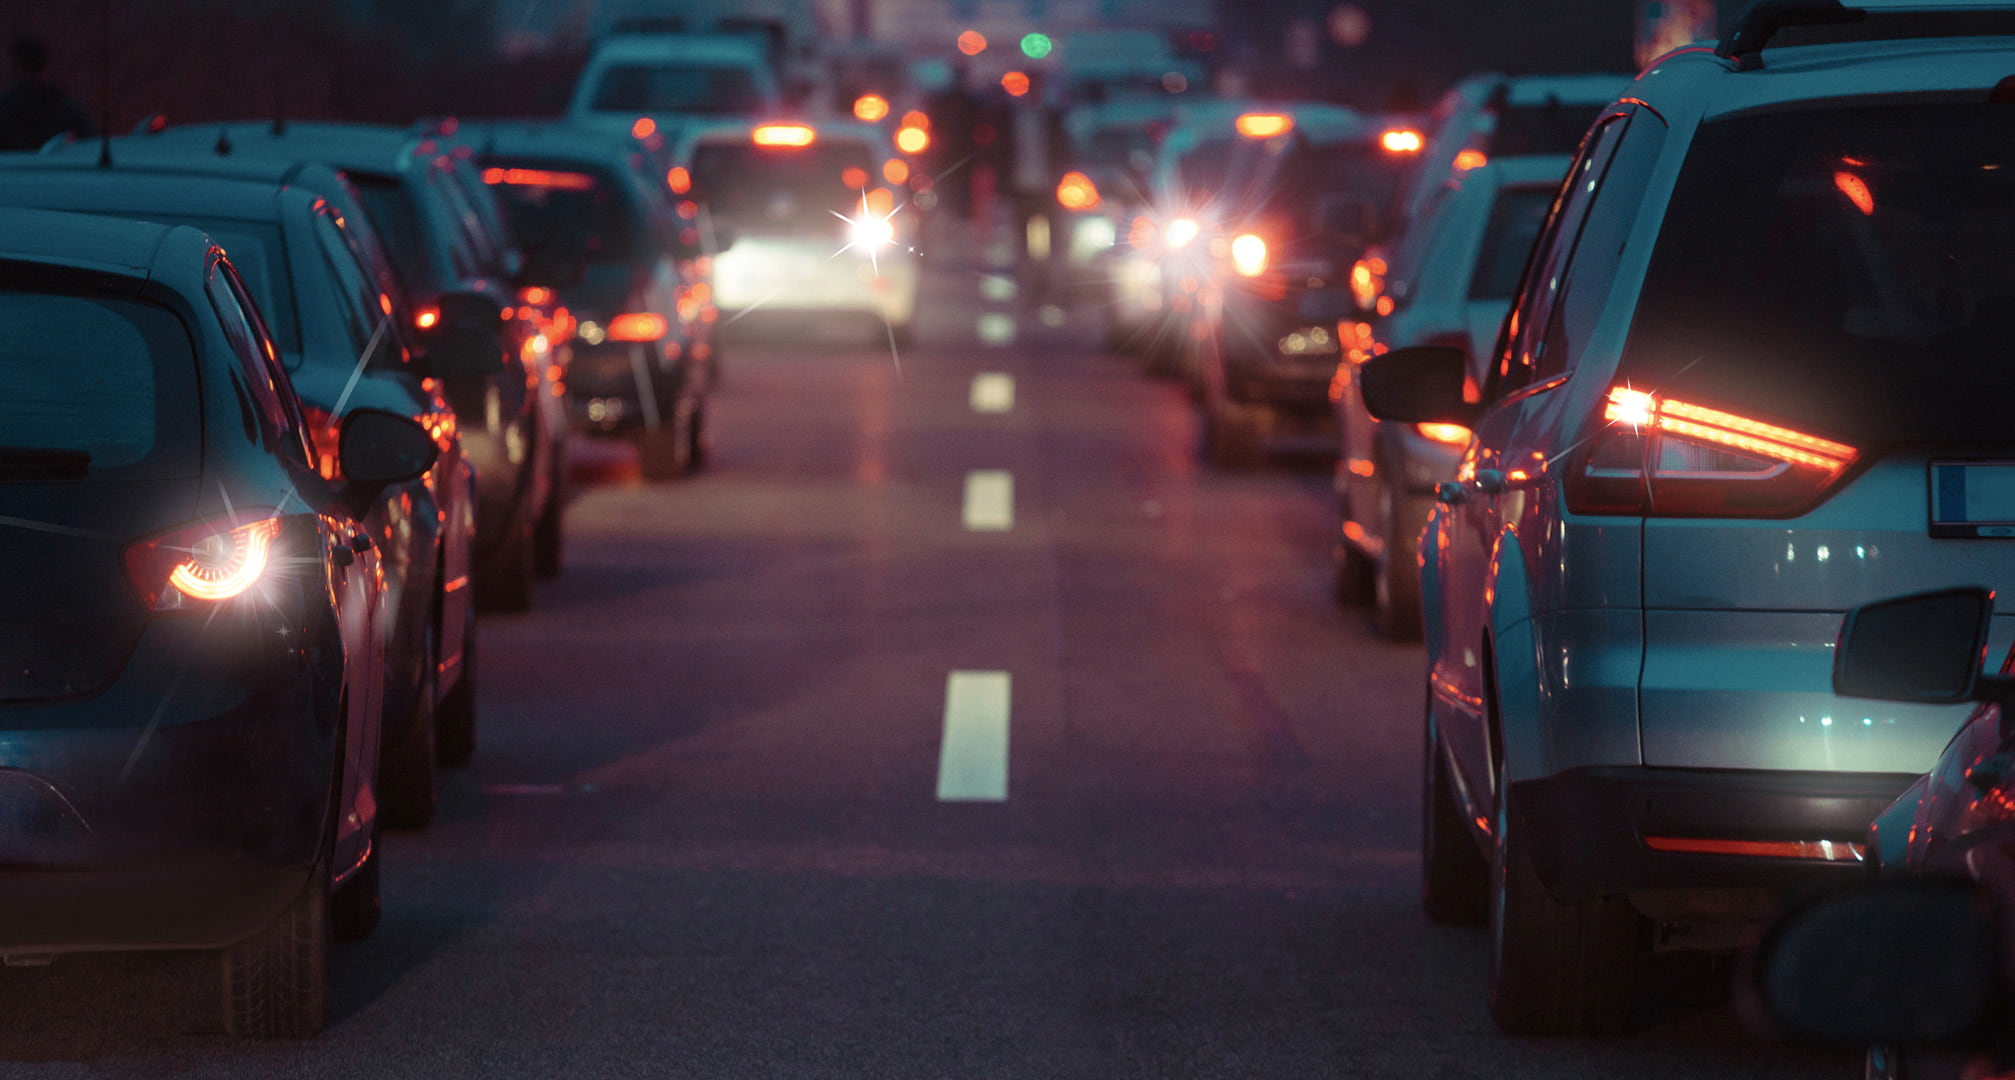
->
[687,400,709,471]
[1421,723,1488,926]
[533,466,564,580]
[479,522,535,614]
[1488,802,1644,1036]
[378,668,438,831]
[436,603,477,767]
[220,864,331,1039]
[330,826,381,942]
[637,421,690,482]
[1333,540,1374,606]
[1374,487,1428,641]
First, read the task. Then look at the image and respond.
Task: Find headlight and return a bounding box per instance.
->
[1231,233,1268,278]
[1165,218,1200,249]
[850,215,896,249]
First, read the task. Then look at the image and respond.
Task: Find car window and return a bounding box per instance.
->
[133,217,300,356]
[1467,186,1557,302]
[1488,112,1628,399]
[0,287,198,477]
[349,175,430,287]
[482,160,642,264]
[311,207,399,372]
[590,63,767,115]
[209,257,313,469]
[691,140,877,226]
[1533,112,1666,379]
[1623,99,2015,443]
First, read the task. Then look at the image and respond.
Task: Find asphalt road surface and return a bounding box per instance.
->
[0,242,1850,1078]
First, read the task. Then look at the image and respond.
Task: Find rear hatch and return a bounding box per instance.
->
[0,286,200,705]
[691,134,878,242]
[480,157,650,316]
[1620,99,2015,772]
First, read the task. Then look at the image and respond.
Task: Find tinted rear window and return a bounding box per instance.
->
[1468,186,1555,301]
[483,161,641,263]
[1625,102,2015,443]
[691,140,875,226]
[1487,102,1603,158]
[349,176,429,286]
[0,289,197,477]
[592,64,765,115]
[139,218,300,356]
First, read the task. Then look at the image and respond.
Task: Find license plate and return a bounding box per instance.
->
[1930,461,2015,538]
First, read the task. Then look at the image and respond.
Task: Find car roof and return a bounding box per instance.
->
[0,164,292,224]
[9,149,353,207]
[1465,153,1575,188]
[124,121,429,175]
[588,34,767,64]
[1638,32,2015,119]
[458,121,639,165]
[675,118,880,155]
[0,206,194,279]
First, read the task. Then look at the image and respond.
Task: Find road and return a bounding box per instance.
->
[0,246,1846,1078]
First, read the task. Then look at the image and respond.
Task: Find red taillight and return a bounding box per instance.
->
[123,513,284,610]
[416,307,439,330]
[606,312,668,342]
[303,406,343,481]
[1565,386,1860,517]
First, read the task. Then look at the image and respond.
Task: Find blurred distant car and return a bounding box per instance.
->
[1056,96,1176,314]
[113,122,570,612]
[1058,28,1205,104]
[1391,72,1629,230]
[1359,12,2015,1036]
[569,33,783,140]
[1331,154,1568,638]
[466,121,720,480]
[1191,104,1419,467]
[677,119,918,342]
[0,207,436,1036]
[0,155,489,825]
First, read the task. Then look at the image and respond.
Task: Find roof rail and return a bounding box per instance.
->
[1716,0,1865,68]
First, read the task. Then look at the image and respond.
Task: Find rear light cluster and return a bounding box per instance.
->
[606,312,667,342]
[303,406,343,481]
[1055,171,1100,211]
[1230,234,1268,278]
[1565,386,1860,517]
[752,124,816,148]
[123,514,285,610]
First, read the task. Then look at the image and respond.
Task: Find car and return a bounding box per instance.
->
[1191,104,1420,468]
[1056,95,1178,315]
[0,206,437,1036]
[0,153,489,822]
[675,118,919,342]
[568,32,783,140]
[462,120,721,479]
[1356,1,2015,1035]
[1330,154,1569,638]
[115,121,571,611]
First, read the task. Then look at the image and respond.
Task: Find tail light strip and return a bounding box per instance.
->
[1644,836,1865,862]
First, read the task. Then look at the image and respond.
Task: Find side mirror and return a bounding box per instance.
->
[1834,588,1996,704]
[515,248,585,291]
[418,324,505,381]
[338,409,438,490]
[437,289,507,329]
[1743,881,1998,1048]
[1300,287,1353,325]
[1358,345,1478,426]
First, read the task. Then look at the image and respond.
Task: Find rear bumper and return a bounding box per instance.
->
[1509,765,1913,904]
[714,240,918,324]
[566,340,686,434]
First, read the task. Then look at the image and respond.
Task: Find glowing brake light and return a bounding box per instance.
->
[606,312,669,342]
[1567,386,1860,517]
[666,166,691,194]
[631,117,657,139]
[895,126,929,154]
[1453,149,1488,171]
[1416,423,1471,446]
[1055,170,1100,211]
[124,514,284,610]
[752,124,817,148]
[853,94,890,123]
[303,405,343,481]
[415,307,439,330]
[1380,128,1424,153]
[481,168,596,191]
[1235,113,1293,139]
[1230,233,1268,277]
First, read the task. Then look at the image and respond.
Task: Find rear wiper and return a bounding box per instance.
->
[0,447,92,480]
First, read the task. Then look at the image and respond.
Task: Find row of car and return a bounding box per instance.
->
[1074,0,2015,1068]
[0,15,941,1036]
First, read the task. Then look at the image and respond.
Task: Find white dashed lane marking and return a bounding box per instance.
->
[970,373,1015,414]
[962,470,1014,531]
[977,312,1016,346]
[937,671,1010,801]
[980,274,1017,302]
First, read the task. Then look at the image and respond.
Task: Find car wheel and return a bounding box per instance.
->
[1488,800,1645,1036]
[436,597,477,767]
[1421,721,1488,926]
[636,419,691,482]
[1333,539,1374,606]
[1373,486,1427,641]
[533,466,564,580]
[330,825,381,942]
[220,862,331,1038]
[378,659,438,830]
[478,522,535,614]
[687,400,709,471]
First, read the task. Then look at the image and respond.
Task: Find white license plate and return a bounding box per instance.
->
[1930,461,2015,538]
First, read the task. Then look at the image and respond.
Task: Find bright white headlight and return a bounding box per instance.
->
[850,216,896,250]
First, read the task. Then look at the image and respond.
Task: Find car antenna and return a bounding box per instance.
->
[272,88,287,136]
[96,0,113,168]
[215,128,233,156]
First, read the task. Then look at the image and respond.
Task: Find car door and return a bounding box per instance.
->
[1435,110,1634,801]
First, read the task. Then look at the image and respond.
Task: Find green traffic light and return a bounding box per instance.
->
[1019,32,1053,59]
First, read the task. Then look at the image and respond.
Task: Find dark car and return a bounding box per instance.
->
[462,121,718,480]
[0,155,488,823]
[114,121,569,611]
[1745,586,2015,1078]
[0,207,436,1035]
[1192,105,1415,467]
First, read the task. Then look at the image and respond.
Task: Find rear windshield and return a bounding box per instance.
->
[1174,136,1237,195]
[1468,186,1555,301]
[691,140,876,226]
[0,289,198,478]
[349,176,429,287]
[1624,101,2015,443]
[591,64,766,115]
[1223,138,1407,227]
[483,160,641,263]
[1487,102,1603,158]
[140,218,301,357]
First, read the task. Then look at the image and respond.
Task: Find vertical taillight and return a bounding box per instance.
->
[302,406,342,481]
[123,514,285,610]
[1565,386,1859,517]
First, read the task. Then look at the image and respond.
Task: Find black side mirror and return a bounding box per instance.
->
[1743,881,1999,1049]
[337,409,438,507]
[515,248,585,291]
[1358,345,1478,426]
[419,324,506,381]
[437,289,507,329]
[1834,588,1997,704]
[1300,287,1353,326]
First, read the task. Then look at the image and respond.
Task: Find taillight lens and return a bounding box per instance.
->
[606,312,668,342]
[1416,422,1471,446]
[1055,170,1100,211]
[1565,386,1860,517]
[302,406,342,481]
[1231,234,1268,278]
[123,513,285,610]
